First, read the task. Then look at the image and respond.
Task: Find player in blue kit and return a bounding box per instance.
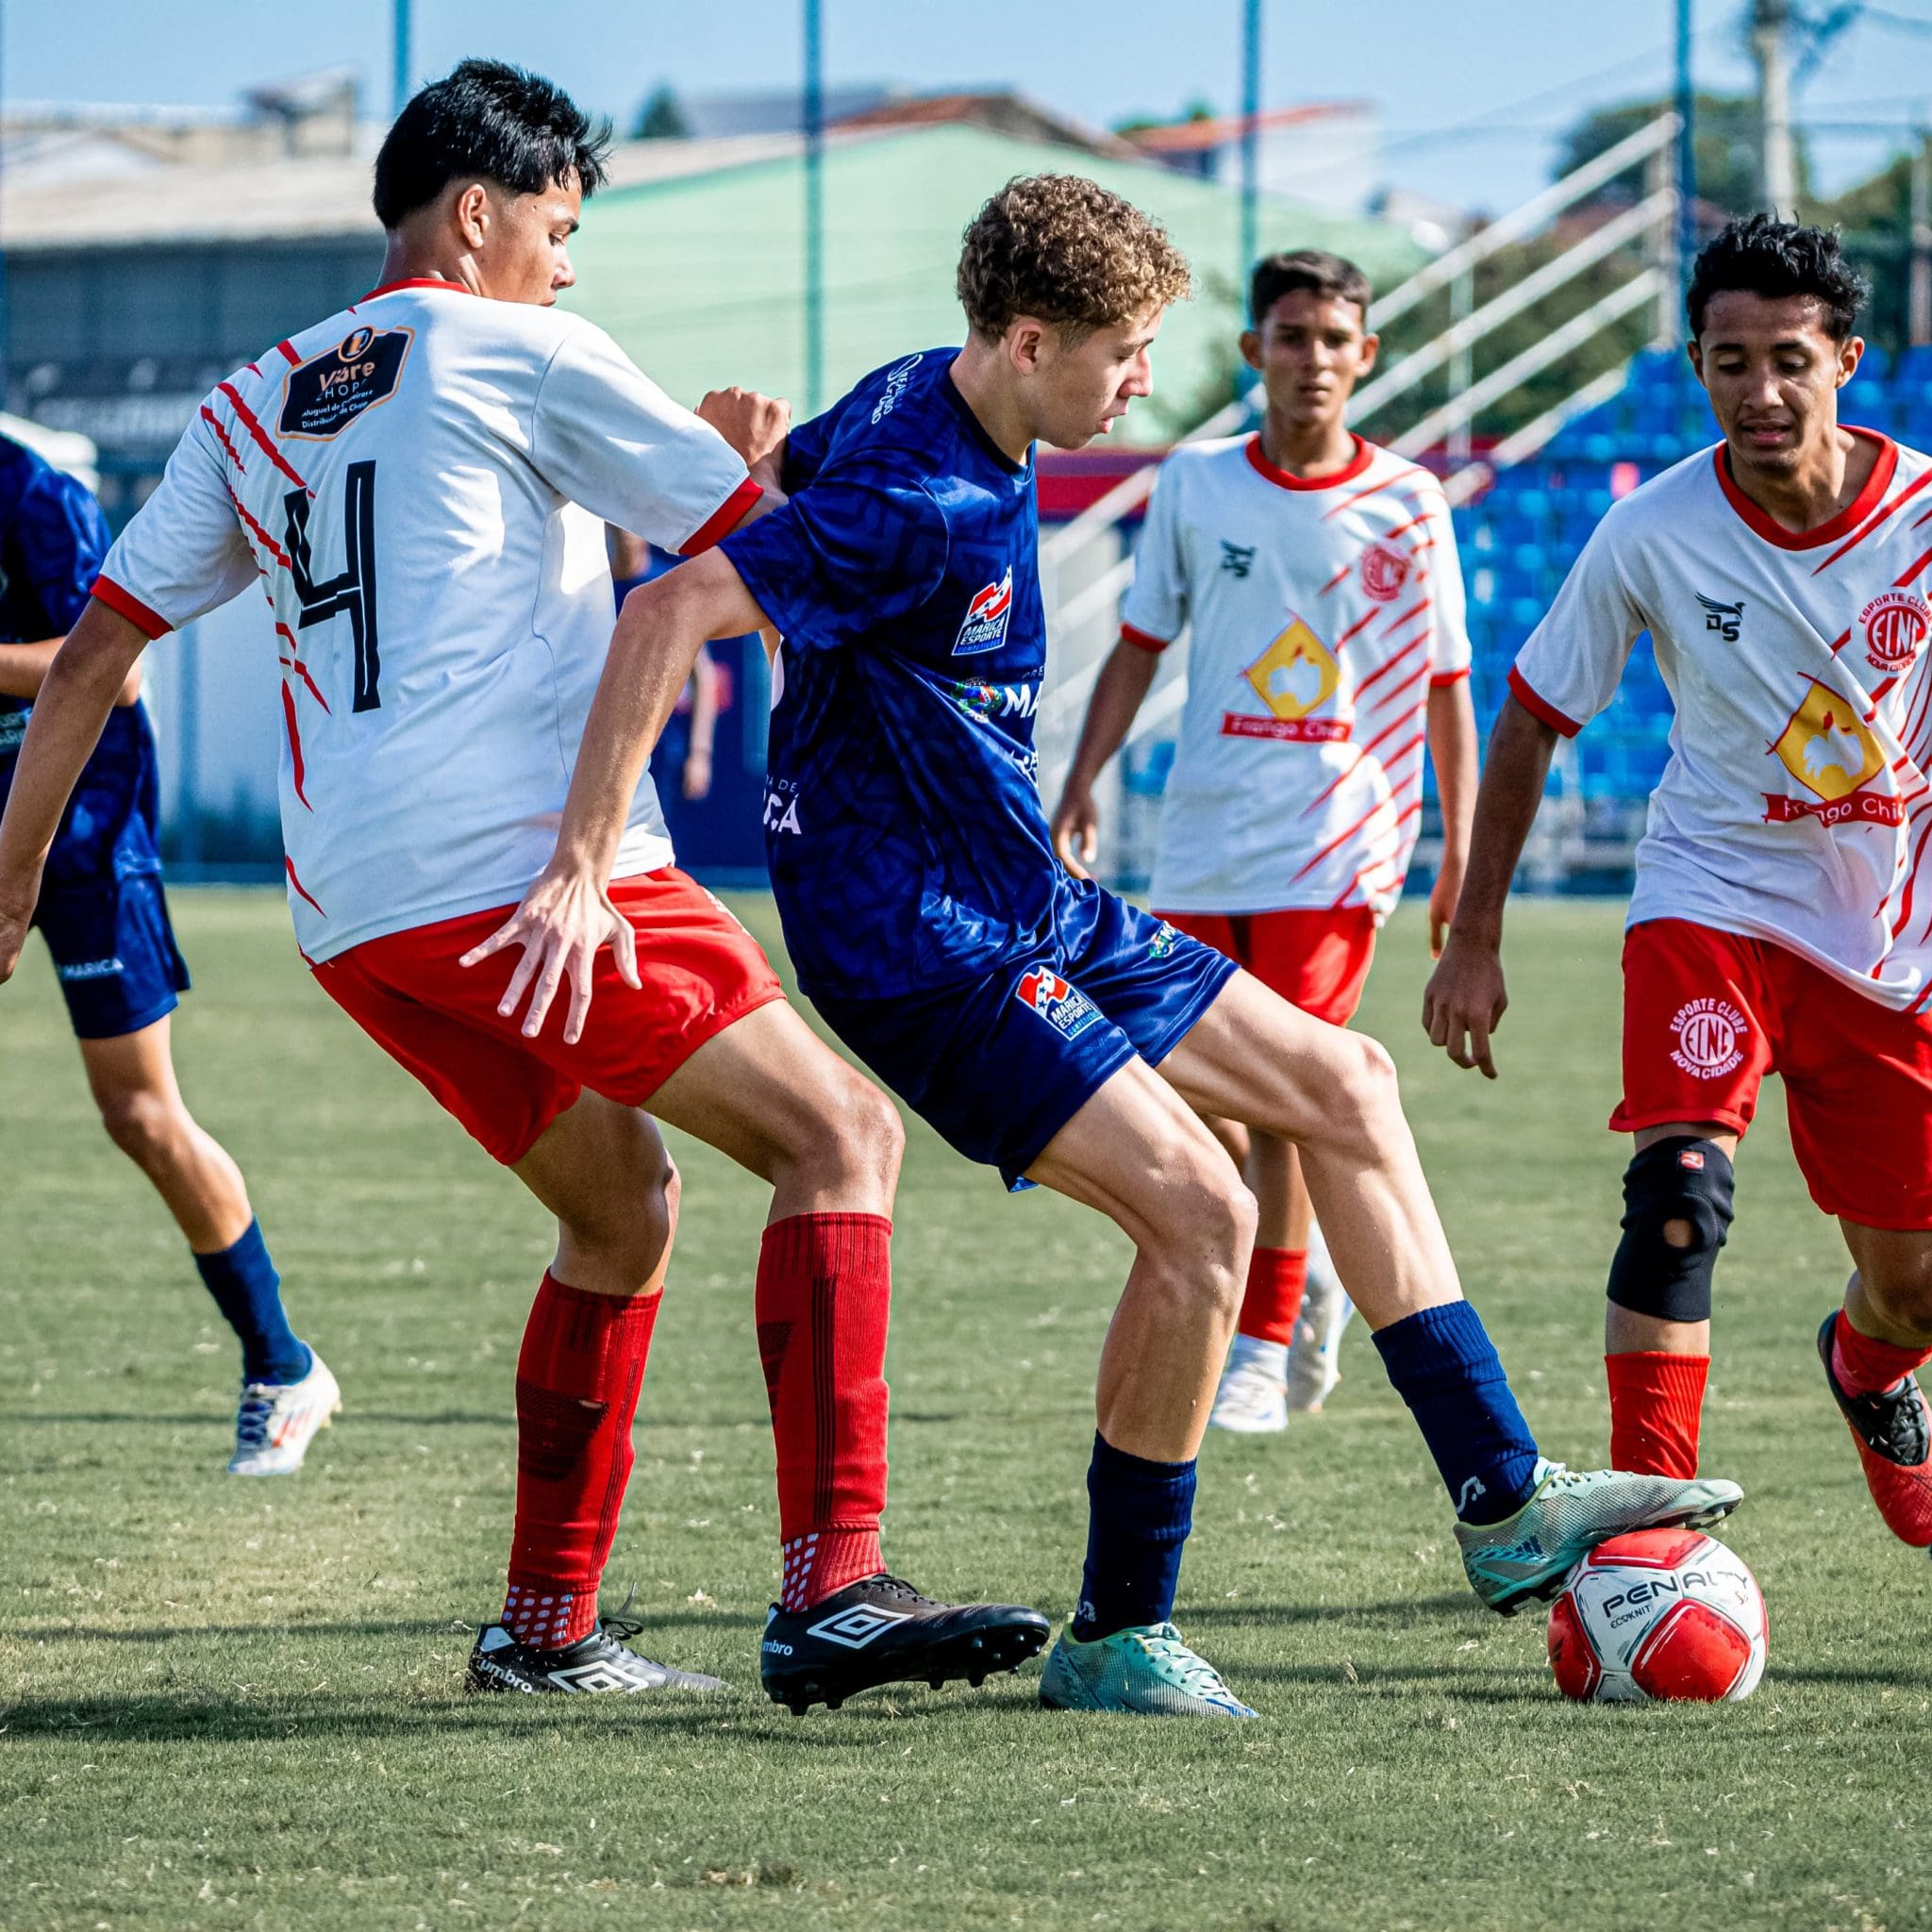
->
[482,175,1743,1716]
[0,432,335,1474]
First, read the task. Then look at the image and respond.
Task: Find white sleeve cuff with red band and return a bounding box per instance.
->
[679,476,764,557]
[1120,622,1172,654]
[1428,666,1471,688]
[92,575,172,640]
[1507,663,1582,737]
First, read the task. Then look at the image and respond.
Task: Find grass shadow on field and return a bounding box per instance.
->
[0,1409,511,1429]
[12,1607,769,1646]
[1181,1591,1475,1627]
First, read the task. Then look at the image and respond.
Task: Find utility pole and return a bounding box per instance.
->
[1912,126,1932,348]
[1240,0,1261,293]
[1751,0,1795,214]
[392,0,412,119]
[803,0,824,417]
[1674,0,1696,299]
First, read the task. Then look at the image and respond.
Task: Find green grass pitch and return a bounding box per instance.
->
[3,890,1927,1931]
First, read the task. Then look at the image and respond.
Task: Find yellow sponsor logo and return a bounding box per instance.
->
[1770,677,1885,803]
[1242,618,1339,722]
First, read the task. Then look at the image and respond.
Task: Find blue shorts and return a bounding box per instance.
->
[34,870,191,1041]
[812,883,1237,1189]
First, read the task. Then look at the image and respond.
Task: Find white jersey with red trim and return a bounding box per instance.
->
[1511,431,1932,1011]
[95,280,757,963]
[1120,432,1470,918]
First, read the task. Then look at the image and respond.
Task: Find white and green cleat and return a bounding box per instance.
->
[1456,1457,1743,1616]
[1039,1622,1257,1718]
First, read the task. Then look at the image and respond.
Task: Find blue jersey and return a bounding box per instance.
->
[723,350,1059,998]
[0,437,160,882]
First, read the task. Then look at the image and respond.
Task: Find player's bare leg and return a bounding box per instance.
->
[1159,969,1742,1612]
[1821,1222,1932,1549]
[648,1000,1050,1710]
[78,1018,332,1475]
[1026,1060,1259,1715]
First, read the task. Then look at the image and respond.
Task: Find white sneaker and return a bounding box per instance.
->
[1209,1336,1290,1434]
[1285,1224,1353,1414]
[227,1350,341,1476]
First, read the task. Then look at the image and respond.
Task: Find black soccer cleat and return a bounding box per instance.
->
[758,1572,1050,1715]
[467,1608,727,1695]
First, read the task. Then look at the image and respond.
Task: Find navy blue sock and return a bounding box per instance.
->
[1372,1301,1540,1525]
[1072,1432,1196,1641]
[193,1220,309,1386]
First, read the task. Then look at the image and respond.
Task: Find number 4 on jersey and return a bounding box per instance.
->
[285,461,380,712]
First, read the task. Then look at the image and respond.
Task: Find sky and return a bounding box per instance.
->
[13,1,1932,210]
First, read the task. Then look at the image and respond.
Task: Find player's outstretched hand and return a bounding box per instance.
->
[1426,863,1463,960]
[697,387,791,489]
[1050,780,1100,880]
[458,863,641,1047]
[1422,927,1507,1079]
[0,879,37,989]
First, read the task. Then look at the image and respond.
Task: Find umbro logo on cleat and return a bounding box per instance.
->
[545,1660,641,1692]
[804,1605,916,1650]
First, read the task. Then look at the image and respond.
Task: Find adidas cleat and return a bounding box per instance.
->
[759,1573,1049,1716]
[227,1350,341,1476]
[467,1609,726,1695]
[1209,1338,1290,1434]
[1818,1313,1932,1548]
[1456,1458,1744,1616]
[1039,1621,1256,1718]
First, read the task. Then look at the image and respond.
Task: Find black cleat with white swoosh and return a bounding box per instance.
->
[759,1572,1050,1715]
[467,1608,726,1695]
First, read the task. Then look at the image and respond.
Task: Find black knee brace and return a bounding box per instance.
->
[1605,1137,1735,1324]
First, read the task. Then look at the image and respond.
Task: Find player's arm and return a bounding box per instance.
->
[1421,514,1641,1077]
[1050,636,1162,876]
[1424,674,1478,958]
[0,636,144,707]
[0,603,150,981]
[1420,694,1557,1077]
[682,644,720,801]
[460,550,771,1041]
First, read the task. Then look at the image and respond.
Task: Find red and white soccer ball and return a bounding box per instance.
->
[1546,1527,1767,1704]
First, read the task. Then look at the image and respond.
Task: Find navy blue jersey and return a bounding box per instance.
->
[723,350,1061,998]
[0,437,160,880]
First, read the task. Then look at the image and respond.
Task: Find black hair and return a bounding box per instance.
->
[373,58,612,230]
[1248,249,1372,326]
[1687,213,1868,341]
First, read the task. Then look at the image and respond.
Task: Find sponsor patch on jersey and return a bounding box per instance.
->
[1669,998,1748,1079]
[1359,541,1409,603]
[1696,591,1744,642]
[870,353,923,425]
[1860,589,1929,673]
[1242,618,1340,721]
[950,677,1039,722]
[1014,965,1101,1041]
[1764,675,1897,823]
[953,569,1015,656]
[279,325,413,440]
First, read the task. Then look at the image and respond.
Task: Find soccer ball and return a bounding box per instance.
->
[1546,1527,1766,1704]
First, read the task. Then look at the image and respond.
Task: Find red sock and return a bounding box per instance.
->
[757,1213,891,1611]
[503,1272,660,1650]
[1237,1247,1308,1346]
[1833,1311,1932,1395]
[1606,1351,1709,1478]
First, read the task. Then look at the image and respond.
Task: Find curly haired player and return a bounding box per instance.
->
[486,173,1742,1718]
[1428,214,1932,1557]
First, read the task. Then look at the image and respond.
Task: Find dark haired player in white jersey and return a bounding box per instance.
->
[1428,214,1932,1556]
[0,59,1047,1706]
[487,174,1740,1718]
[1052,249,1477,1435]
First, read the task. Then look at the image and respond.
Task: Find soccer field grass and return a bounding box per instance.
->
[3,890,1927,1932]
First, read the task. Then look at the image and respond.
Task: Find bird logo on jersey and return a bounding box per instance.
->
[1859,590,1930,673]
[953,569,1015,656]
[1765,677,1900,824]
[1359,541,1410,604]
[1247,620,1338,718]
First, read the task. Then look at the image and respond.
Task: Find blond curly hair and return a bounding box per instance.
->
[957,175,1192,341]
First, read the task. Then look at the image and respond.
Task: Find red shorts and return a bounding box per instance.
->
[1613,918,1932,1229]
[1156,907,1377,1026]
[312,868,785,1166]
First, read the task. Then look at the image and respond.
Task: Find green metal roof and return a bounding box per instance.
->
[561,124,1426,443]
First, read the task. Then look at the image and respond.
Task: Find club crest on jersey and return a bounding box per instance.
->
[1860,589,1929,672]
[279,325,412,440]
[953,569,1015,656]
[1014,965,1101,1041]
[1359,541,1409,603]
